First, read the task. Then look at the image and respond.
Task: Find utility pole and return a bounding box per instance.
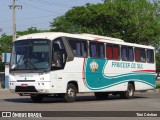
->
[9,0,22,41]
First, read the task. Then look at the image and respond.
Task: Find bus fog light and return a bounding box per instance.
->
[38,83,40,86]
[42,83,44,85]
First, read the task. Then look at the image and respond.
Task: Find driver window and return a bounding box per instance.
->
[52,38,67,70]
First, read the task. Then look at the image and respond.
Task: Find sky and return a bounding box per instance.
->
[0,0,102,36]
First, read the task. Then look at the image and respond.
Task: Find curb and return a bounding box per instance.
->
[136,89,160,93]
[147,89,160,93]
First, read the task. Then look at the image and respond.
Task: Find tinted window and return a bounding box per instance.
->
[106,45,113,59]
[98,43,105,58]
[135,48,146,62]
[121,46,134,61]
[68,39,87,57]
[106,44,119,60]
[113,45,120,60]
[147,49,154,63]
[90,42,97,58]
[121,47,127,61]
[90,42,105,58]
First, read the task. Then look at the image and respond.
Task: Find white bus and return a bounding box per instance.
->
[9,32,156,102]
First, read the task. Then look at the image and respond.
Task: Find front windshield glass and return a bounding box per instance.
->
[11,39,51,71]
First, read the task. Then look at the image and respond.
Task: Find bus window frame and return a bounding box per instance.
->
[146,49,154,63]
[106,43,120,61]
[135,47,146,63]
[67,37,88,58]
[89,41,105,59]
[121,45,134,62]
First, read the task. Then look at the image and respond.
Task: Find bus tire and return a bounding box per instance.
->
[30,95,44,103]
[94,92,108,100]
[120,83,134,99]
[64,83,77,103]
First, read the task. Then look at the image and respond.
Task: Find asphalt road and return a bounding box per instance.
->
[0,90,160,120]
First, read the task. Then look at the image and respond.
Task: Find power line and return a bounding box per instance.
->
[0,14,61,23]
[28,0,75,8]
[2,22,49,35]
[18,0,63,13]
[2,21,51,29]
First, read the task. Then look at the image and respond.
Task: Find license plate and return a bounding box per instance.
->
[21,84,28,87]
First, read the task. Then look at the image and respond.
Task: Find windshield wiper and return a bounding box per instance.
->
[26,59,38,70]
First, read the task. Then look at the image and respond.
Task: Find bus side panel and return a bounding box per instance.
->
[50,58,86,93]
[64,58,87,92]
[135,81,156,91]
[84,58,156,92]
[50,70,67,93]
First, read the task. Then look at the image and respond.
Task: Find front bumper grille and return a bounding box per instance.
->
[17,80,35,82]
[15,86,37,92]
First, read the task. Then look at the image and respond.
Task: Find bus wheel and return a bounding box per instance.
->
[94,92,108,100]
[120,83,134,99]
[64,84,77,103]
[30,95,44,103]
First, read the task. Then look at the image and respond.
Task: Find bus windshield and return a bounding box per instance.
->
[10,39,51,71]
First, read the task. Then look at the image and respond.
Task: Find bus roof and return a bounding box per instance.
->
[16,32,154,49]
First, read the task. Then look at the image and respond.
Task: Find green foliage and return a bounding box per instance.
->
[157,83,160,88]
[17,27,51,36]
[0,34,12,71]
[50,0,160,47]
[156,52,160,72]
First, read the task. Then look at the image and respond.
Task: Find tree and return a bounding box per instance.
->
[50,0,160,47]
[0,34,12,71]
[156,52,160,72]
[17,27,50,36]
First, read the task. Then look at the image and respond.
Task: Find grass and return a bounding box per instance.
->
[156,80,160,89]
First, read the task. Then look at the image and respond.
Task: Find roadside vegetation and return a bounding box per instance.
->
[156,81,160,89]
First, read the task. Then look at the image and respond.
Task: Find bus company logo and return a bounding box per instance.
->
[90,60,99,72]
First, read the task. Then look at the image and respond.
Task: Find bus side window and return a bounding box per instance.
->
[90,42,97,58]
[147,49,154,63]
[68,39,87,57]
[113,45,120,60]
[135,48,140,62]
[140,49,146,62]
[135,48,146,62]
[121,46,127,61]
[106,45,113,59]
[106,44,119,60]
[82,41,87,57]
[128,47,134,61]
[89,42,105,59]
[121,46,134,61]
[98,43,105,59]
